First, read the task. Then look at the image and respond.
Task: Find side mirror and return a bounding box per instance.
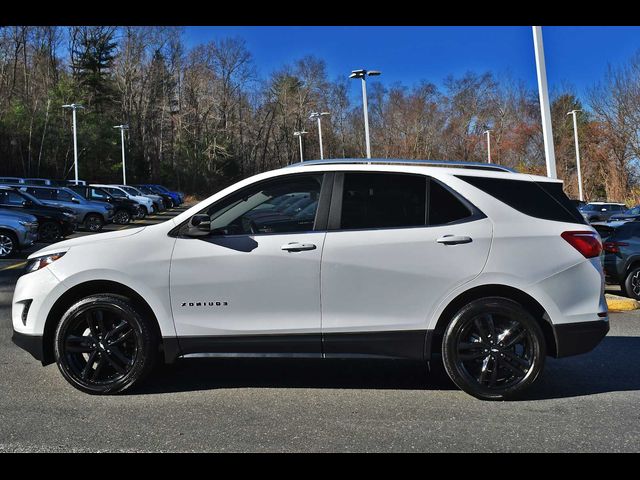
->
[22,199,32,207]
[185,214,211,237]
[71,197,81,204]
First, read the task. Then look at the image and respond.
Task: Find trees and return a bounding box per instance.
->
[1,25,640,201]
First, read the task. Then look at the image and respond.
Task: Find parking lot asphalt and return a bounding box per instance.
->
[1,209,639,452]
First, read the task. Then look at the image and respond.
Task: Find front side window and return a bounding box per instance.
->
[340,173,426,229]
[198,174,323,235]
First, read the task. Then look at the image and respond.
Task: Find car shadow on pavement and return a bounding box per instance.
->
[136,357,457,394]
[135,336,640,398]
[522,336,640,400]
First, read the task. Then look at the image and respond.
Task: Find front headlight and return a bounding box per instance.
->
[24,252,66,274]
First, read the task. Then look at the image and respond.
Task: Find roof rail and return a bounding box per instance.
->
[285,158,517,173]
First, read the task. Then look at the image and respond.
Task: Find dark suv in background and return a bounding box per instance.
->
[603,221,640,299]
[580,202,627,222]
[0,186,76,242]
[68,185,140,224]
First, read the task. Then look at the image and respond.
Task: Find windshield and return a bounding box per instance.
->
[625,206,640,215]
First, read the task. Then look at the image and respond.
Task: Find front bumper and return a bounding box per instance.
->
[552,318,610,357]
[12,330,43,362]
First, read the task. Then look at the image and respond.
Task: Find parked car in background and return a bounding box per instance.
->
[17,185,114,232]
[602,221,640,299]
[11,159,608,400]
[608,205,640,222]
[0,177,25,184]
[91,184,155,216]
[591,221,627,242]
[142,184,183,205]
[579,202,627,223]
[134,185,175,208]
[24,178,54,186]
[0,187,76,242]
[0,209,38,257]
[68,185,140,225]
[117,185,165,211]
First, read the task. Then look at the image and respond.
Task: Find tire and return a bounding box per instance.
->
[54,294,158,395]
[83,214,104,232]
[38,221,62,243]
[442,297,546,400]
[0,231,17,258]
[623,267,640,300]
[113,209,131,225]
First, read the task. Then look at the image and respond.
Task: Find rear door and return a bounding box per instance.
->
[320,172,492,358]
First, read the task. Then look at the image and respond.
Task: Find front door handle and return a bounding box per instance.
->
[281,242,317,252]
[436,235,472,245]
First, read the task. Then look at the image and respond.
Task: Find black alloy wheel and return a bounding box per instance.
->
[84,214,104,232]
[624,267,640,300]
[38,221,62,242]
[113,209,131,225]
[442,297,546,400]
[0,232,17,258]
[54,295,158,394]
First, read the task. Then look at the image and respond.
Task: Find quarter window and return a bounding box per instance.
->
[428,179,473,225]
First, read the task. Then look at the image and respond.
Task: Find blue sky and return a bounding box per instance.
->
[183,26,640,101]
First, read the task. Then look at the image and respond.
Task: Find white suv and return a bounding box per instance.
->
[11,160,608,400]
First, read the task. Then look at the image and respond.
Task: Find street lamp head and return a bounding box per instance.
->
[293,130,308,137]
[350,69,382,79]
[62,103,85,110]
[567,109,582,115]
[320,112,330,116]
[309,111,330,120]
[113,124,129,130]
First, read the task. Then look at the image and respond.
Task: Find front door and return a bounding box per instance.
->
[169,173,331,355]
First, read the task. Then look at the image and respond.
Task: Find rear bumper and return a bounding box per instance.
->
[553,319,609,357]
[12,330,43,362]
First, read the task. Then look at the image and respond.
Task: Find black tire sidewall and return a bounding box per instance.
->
[442,297,546,401]
[54,295,158,395]
[114,209,131,224]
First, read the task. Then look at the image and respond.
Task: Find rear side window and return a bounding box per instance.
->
[428,179,474,225]
[611,222,640,241]
[340,173,426,229]
[456,175,586,224]
[27,188,54,200]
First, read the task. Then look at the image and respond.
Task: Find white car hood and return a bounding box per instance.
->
[28,227,146,259]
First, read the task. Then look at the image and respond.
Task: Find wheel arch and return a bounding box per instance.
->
[428,284,557,359]
[41,279,168,365]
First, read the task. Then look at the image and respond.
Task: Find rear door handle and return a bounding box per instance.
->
[436,235,472,245]
[281,242,317,252]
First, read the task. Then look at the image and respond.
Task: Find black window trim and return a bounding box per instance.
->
[169,172,333,238]
[327,171,485,233]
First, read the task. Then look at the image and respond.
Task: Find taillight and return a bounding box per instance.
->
[561,231,602,258]
[603,241,629,254]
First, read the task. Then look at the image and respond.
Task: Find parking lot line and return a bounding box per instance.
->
[1,261,27,271]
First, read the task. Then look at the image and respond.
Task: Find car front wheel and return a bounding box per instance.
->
[38,221,62,242]
[54,295,158,394]
[0,231,17,258]
[84,214,104,232]
[113,209,131,225]
[442,297,546,400]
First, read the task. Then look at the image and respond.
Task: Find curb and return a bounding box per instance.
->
[605,293,640,311]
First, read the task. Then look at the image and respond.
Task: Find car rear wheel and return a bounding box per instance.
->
[623,267,640,300]
[113,209,131,225]
[0,231,17,258]
[38,221,62,242]
[442,297,546,400]
[54,295,158,394]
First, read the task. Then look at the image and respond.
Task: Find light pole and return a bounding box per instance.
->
[532,26,557,178]
[567,109,584,201]
[62,103,85,185]
[293,130,307,162]
[484,129,492,163]
[309,111,330,159]
[114,124,129,185]
[349,69,381,159]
